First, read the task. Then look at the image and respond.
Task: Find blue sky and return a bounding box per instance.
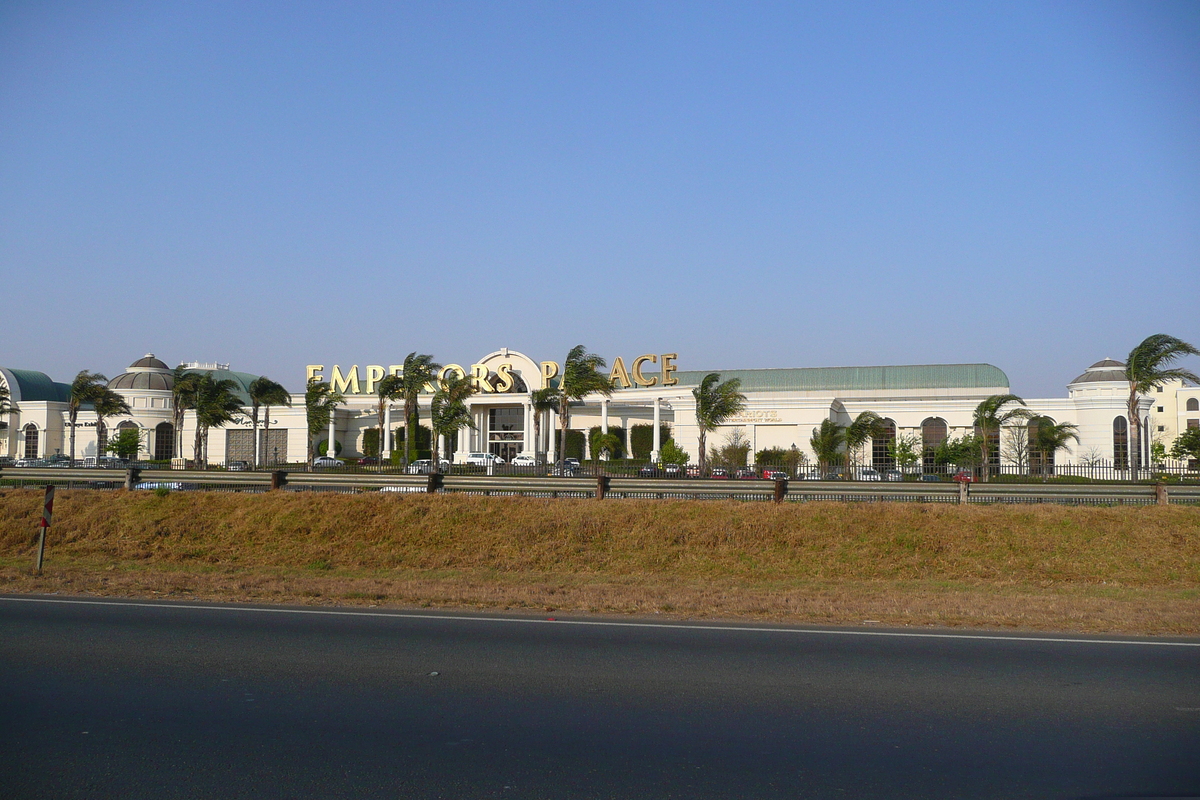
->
[2,1,1197,395]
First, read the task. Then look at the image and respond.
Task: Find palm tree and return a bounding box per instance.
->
[400,353,441,466]
[171,366,200,462]
[372,373,405,467]
[530,387,560,463]
[972,394,1031,482]
[247,376,291,468]
[692,373,746,474]
[190,374,242,468]
[92,387,132,460]
[0,385,16,453]
[1125,334,1200,474]
[304,379,344,465]
[557,345,613,467]
[844,411,885,480]
[1028,416,1080,480]
[591,431,622,475]
[430,374,476,474]
[67,370,107,465]
[810,419,846,476]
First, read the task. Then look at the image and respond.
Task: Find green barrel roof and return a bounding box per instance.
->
[672,364,1009,393]
[4,369,72,402]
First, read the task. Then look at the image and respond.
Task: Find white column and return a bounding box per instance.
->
[327,410,336,459]
[652,398,661,460]
[548,409,557,463]
[601,399,609,433]
[524,402,533,455]
[383,404,392,458]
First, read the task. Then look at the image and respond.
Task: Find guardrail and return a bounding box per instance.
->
[2,468,1197,505]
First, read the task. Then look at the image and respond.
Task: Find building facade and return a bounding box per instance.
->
[3,349,1195,470]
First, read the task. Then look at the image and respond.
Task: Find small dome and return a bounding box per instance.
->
[129,353,170,370]
[108,353,175,391]
[1069,358,1127,385]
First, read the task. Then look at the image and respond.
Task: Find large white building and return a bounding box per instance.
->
[3,349,1196,471]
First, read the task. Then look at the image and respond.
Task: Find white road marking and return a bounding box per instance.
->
[3,595,1198,648]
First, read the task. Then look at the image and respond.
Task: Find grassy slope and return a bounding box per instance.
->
[1,490,1198,633]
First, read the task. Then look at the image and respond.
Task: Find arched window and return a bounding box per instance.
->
[1188,398,1199,412]
[921,417,947,471]
[1113,416,1128,471]
[154,422,175,461]
[23,424,39,459]
[872,418,896,469]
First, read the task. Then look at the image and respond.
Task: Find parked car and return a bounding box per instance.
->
[510,454,538,467]
[920,473,943,482]
[405,459,449,474]
[358,457,379,466]
[883,469,903,481]
[464,452,505,466]
[735,467,759,480]
[638,464,660,477]
[43,454,72,468]
[710,467,729,479]
[663,464,684,477]
[857,467,882,481]
[312,456,344,468]
[133,481,185,491]
[564,458,581,469]
[549,461,579,476]
[762,468,789,481]
[802,469,823,481]
[82,456,129,469]
[952,470,976,483]
[13,458,44,467]
[227,460,251,471]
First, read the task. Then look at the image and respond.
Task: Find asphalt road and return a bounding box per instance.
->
[1,596,1198,799]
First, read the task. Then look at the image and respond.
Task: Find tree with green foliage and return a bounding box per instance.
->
[372,373,405,466]
[305,379,344,465]
[845,411,886,480]
[400,353,441,466]
[190,374,242,468]
[659,438,689,465]
[1125,334,1200,473]
[591,432,622,474]
[530,387,560,462]
[887,433,922,474]
[810,419,846,476]
[1170,427,1200,465]
[934,434,983,471]
[0,385,15,433]
[67,371,108,465]
[1028,416,1080,479]
[692,373,746,474]
[557,345,613,468]
[248,376,291,468]
[629,424,671,459]
[106,427,144,460]
[972,394,1031,481]
[710,429,751,470]
[430,374,476,473]
[171,366,200,461]
[93,387,132,459]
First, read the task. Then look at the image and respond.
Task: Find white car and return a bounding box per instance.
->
[510,454,538,467]
[857,467,882,481]
[312,456,344,468]
[405,459,449,474]
[464,452,505,466]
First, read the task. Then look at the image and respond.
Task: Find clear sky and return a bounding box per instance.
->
[2,1,1197,395]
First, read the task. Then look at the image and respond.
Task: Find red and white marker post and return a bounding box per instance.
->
[35,485,54,574]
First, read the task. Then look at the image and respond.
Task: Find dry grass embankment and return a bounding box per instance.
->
[1,489,1197,633]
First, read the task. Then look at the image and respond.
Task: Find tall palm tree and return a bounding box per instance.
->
[171,366,200,462]
[430,374,476,474]
[810,419,846,476]
[0,385,16,455]
[1029,416,1080,480]
[972,394,1031,482]
[557,345,613,467]
[247,376,292,468]
[844,411,885,480]
[190,374,242,468]
[1125,334,1199,473]
[591,431,622,475]
[304,379,344,465]
[530,387,560,463]
[400,353,441,466]
[372,373,405,467]
[67,370,107,465]
[92,387,132,460]
[692,373,746,474]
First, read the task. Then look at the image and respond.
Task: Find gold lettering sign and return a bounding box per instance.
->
[306,365,325,384]
[631,354,658,387]
[540,361,559,389]
[609,356,632,389]
[365,365,385,394]
[330,365,361,395]
[494,363,516,393]
[661,353,678,386]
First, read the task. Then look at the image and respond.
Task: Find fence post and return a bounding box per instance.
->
[1156,482,1168,506]
[124,467,141,490]
[958,480,969,505]
[271,470,287,490]
[427,472,444,494]
[774,478,788,503]
[596,474,609,500]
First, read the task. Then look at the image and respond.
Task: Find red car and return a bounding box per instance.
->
[952,470,975,483]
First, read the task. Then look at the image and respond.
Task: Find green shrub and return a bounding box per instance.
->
[629,424,672,459]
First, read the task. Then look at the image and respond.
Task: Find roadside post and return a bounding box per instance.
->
[1156,482,1168,506]
[596,474,610,500]
[124,467,141,490]
[773,477,788,504]
[271,470,287,490]
[35,485,54,575]
[958,480,969,505]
